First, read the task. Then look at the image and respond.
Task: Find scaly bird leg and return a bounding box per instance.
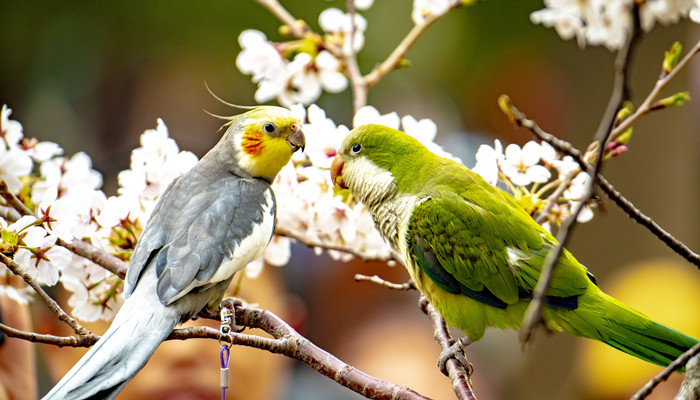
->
[437,337,474,377]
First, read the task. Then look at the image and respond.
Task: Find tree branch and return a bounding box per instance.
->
[275,226,399,263]
[254,0,309,37]
[519,5,642,345]
[499,96,700,269]
[631,342,700,400]
[354,274,415,290]
[610,37,700,143]
[0,180,33,217]
[56,238,128,279]
[0,254,89,336]
[419,297,477,400]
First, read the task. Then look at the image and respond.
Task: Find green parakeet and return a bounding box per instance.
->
[44,106,305,400]
[330,123,698,369]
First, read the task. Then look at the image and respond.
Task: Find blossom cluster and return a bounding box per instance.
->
[236,0,467,107]
[0,108,200,320]
[531,0,700,50]
[235,5,367,107]
[472,139,597,232]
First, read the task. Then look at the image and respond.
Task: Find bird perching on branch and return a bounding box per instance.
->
[331,123,698,371]
[44,106,305,400]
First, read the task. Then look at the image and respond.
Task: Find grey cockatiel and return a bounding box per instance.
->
[43,106,305,400]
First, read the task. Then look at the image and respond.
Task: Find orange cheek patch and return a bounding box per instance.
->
[241,129,265,157]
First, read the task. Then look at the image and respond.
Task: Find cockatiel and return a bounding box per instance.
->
[44,106,305,399]
[331,123,697,370]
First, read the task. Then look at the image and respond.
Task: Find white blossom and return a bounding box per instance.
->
[472,140,504,186]
[353,105,400,129]
[0,105,23,149]
[413,0,453,25]
[0,146,32,192]
[500,142,551,186]
[13,224,71,286]
[319,8,368,55]
[532,0,700,50]
[236,29,349,107]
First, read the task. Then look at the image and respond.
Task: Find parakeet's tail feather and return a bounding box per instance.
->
[42,292,179,400]
[556,290,698,368]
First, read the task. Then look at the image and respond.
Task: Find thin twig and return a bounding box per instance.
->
[0,254,89,336]
[254,0,308,37]
[610,37,700,143]
[56,238,128,279]
[0,180,33,217]
[354,274,415,290]
[0,322,99,347]
[274,226,399,263]
[419,297,477,400]
[631,342,700,400]
[363,1,463,89]
[519,5,642,345]
[501,97,700,268]
[534,170,577,225]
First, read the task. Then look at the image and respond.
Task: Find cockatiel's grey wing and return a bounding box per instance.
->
[126,166,276,308]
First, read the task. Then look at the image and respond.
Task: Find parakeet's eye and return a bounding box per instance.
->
[263,122,277,134]
[351,143,363,154]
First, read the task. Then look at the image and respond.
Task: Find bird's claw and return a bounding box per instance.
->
[437,337,474,377]
[220,297,245,333]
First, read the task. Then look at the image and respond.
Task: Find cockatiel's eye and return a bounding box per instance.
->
[351,143,363,154]
[263,122,277,134]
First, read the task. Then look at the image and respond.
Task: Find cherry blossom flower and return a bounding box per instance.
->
[532,0,700,50]
[0,146,32,193]
[12,221,71,286]
[0,105,23,148]
[319,8,368,55]
[412,0,454,25]
[500,142,551,186]
[472,140,504,186]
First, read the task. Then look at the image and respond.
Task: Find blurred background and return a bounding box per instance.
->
[2,1,700,399]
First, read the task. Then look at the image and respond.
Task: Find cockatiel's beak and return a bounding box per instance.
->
[330,155,346,188]
[286,125,306,153]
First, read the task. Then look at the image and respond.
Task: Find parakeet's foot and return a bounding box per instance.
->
[437,337,474,377]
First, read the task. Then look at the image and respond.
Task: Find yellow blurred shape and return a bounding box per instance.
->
[578,258,700,399]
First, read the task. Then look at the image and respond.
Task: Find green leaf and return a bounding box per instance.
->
[656,92,691,110]
[663,41,682,76]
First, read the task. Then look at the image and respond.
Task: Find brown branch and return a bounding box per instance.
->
[500,97,700,269]
[519,5,642,346]
[254,0,309,37]
[0,322,99,347]
[10,297,430,400]
[274,226,399,263]
[231,303,432,399]
[0,254,89,336]
[610,37,700,143]
[354,274,415,290]
[419,297,477,400]
[631,342,700,400]
[675,351,700,400]
[56,238,128,279]
[0,180,33,217]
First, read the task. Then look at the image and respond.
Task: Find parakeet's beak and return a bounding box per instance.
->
[286,127,306,153]
[330,155,346,188]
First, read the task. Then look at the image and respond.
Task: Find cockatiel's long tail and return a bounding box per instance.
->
[43,271,182,399]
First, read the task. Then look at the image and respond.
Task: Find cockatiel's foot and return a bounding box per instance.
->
[437,337,474,377]
[219,297,246,333]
